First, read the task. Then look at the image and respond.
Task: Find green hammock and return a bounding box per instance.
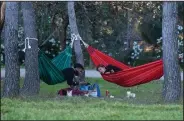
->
[38,46,72,85]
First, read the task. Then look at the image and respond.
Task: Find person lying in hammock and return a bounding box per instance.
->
[96,64,122,74]
[62,63,87,88]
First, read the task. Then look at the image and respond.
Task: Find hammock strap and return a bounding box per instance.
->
[75,34,89,48]
[70,33,77,48]
[70,33,89,48]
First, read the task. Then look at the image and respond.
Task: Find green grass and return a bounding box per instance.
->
[1,78,183,120]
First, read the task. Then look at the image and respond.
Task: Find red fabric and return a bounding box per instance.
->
[87,46,164,87]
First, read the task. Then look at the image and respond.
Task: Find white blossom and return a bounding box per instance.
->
[157,55,160,58]
[49,38,56,43]
[178,41,183,46]
[133,41,137,45]
[179,53,183,59]
[133,46,136,50]
[177,25,183,31]
[1,44,4,49]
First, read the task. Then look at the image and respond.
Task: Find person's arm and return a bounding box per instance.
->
[104,72,111,74]
[73,76,80,86]
[105,65,113,73]
[106,64,121,73]
[79,81,88,85]
[110,69,115,73]
[109,65,121,71]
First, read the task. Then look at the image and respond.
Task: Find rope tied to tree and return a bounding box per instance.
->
[70,33,77,48]
[70,34,89,48]
[23,37,38,52]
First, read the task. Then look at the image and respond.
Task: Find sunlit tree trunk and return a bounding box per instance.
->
[162,2,181,103]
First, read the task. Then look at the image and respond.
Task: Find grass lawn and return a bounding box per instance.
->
[1,78,183,120]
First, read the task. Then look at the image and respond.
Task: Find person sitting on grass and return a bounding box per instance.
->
[61,63,85,88]
[96,64,122,74]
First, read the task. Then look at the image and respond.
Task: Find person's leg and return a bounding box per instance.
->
[94,83,101,97]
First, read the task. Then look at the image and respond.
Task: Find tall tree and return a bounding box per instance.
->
[0,2,6,80]
[162,2,181,102]
[20,2,40,96]
[0,2,5,33]
[67,1,85,81]
[52,12,69,51]
[67,1,84,65]
[3,2,20,97]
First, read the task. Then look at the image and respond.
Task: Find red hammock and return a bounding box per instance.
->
[87,46,164,87]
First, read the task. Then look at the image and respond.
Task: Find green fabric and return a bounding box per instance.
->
[51,46,72,71]
[38,46,72,85]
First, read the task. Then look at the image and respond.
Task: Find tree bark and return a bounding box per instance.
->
[67,2,84,65]
[67,1,85,81]
[20,2,40,96]
[51,13,69,51]
[3,2,20,97]
[126,9,131,50]
[0,2,6,80]
[162,2,181,103]
[58,17,68,51]
[0,2,5,34]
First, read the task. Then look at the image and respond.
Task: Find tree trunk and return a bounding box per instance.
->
[3,2,20,97]
[20,2,40,96]
[67,2,84,65]
[162,2,181,103]
[126,9,131,50]
[58,18,68,51]
[0,2,6,80]
[0,2,5,34]
[67,1,85,81]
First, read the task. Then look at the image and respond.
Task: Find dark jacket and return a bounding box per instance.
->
[105,64,122,73]
[61,68,79,86]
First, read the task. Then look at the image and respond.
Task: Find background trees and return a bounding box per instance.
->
[1,2,183,69]
[1,1,183,101]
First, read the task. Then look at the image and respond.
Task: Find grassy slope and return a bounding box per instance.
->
[1,78,183,120]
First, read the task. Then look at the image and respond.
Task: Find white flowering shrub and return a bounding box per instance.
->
[129,41,143,66]
[43,38,70,59]
[131,41,143,60]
